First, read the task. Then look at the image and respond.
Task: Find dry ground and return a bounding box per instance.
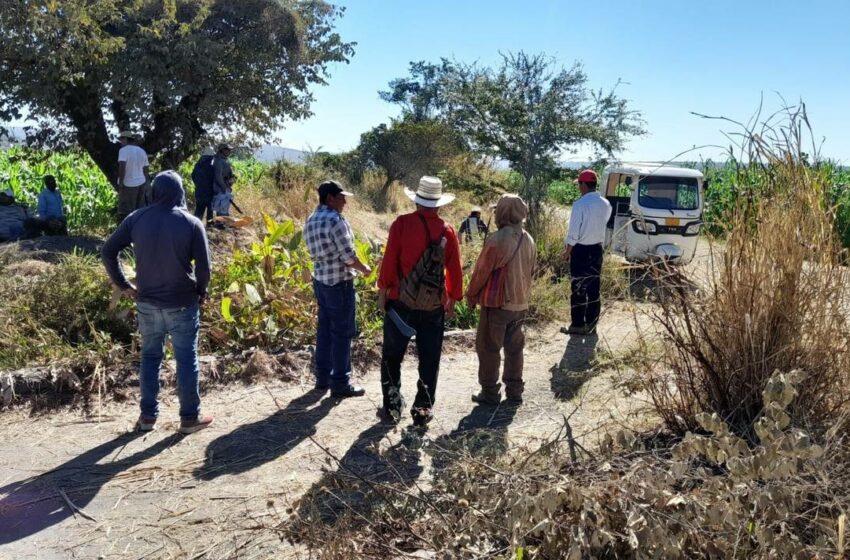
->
[0,299,655,559]
[0,234,717,559]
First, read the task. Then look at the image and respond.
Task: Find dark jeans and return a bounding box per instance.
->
[570,243,604,328]
[313,279,356,391]
[194,196,213,223]
[24,217,67,238]
[137,301,201,420]
[380,300,445,412]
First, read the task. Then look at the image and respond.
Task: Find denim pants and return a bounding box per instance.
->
[380,301,445,412]
[312,280,356,390]
[136,301,201,420]
[570,243,604,327]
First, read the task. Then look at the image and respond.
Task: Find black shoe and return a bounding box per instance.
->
[331,385,366,398]
[312,384,329,393]
[471,392,501,405]
[561,324,590,336]
[505,395,523,405]
[411,407,433,427]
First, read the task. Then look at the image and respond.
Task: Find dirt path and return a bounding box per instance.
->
[0,300,655,560]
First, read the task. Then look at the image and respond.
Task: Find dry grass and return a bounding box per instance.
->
[643,104,850,439]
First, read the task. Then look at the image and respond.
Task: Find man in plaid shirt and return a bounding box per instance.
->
[304,180,372,398]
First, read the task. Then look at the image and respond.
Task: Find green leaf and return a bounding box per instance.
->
[221,297,234,322]
[288,230,304,251]
[244,283,262,305]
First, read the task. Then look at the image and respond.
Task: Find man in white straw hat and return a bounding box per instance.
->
[377,176,463,427]
[116,130,150,222]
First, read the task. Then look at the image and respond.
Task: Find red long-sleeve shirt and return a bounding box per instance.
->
[378,209,463,303]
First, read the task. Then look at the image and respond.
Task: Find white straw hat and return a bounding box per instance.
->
[404,176,455,208]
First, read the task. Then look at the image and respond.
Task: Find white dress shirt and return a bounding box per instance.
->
[565,191,612,246]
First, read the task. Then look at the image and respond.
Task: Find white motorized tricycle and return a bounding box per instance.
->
[601,163,705,265]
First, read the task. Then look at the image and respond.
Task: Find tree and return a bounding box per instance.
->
[0,0,353,183]
[383,52,646,230]
[357,117,464,202]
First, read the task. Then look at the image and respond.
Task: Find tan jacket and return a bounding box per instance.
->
[466,196,536,311]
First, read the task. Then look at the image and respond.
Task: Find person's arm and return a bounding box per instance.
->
[444,226,463,314]
[564,202,584,258]
[465,240,498,307]
[377,219,403,310]
[333,219,371,276]
[37,192,47,218]
[101,218,135,296]
[117,162,126,189]
[192,221,212,303]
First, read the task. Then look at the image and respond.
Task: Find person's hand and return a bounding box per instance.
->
[465,294,477,310]
[199,295,207,313]
[444,298,457,319]
[377,289,387,315]
[122,287,138,300]
[360,263,372,277]
[563,245,573,260]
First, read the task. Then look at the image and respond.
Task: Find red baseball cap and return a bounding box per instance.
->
[576,169,598,183]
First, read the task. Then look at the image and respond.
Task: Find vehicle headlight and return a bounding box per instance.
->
[634,220,656,233]
[685,222,701,235]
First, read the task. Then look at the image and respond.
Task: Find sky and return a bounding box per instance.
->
[275,0,850,164]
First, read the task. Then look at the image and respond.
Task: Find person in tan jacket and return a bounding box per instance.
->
[465,194,536,405]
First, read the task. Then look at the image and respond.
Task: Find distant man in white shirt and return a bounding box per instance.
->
[563,169,612,335]
[116,131,150,222]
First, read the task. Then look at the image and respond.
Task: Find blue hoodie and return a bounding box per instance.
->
[102,171,211,308]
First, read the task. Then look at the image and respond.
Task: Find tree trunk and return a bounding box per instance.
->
[61,84,121,186]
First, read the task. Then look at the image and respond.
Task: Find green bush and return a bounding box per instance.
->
[25,253,133,345]
[547,180,581,205]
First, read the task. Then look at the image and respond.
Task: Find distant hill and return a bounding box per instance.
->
[253,144,307,164]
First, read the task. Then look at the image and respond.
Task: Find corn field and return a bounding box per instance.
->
[0,147,116,232]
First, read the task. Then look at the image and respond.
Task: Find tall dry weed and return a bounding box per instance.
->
[645,104,850,438]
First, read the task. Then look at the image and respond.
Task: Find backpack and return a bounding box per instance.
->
[191,155,215,196]
[398,213,447,311]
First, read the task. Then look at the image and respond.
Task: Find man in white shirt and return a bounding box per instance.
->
[117,131,150,222]
[563,169,612,335]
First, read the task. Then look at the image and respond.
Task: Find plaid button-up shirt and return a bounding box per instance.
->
[304,205,357,286]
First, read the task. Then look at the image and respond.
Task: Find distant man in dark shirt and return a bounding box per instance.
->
[459,206,489,243]
[102,170,213,435]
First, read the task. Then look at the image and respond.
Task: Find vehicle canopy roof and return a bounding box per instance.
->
[603,162,704,180]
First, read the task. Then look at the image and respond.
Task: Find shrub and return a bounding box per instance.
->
[0,253,132,369]
[645,106,850,439]
[546,180,580,205]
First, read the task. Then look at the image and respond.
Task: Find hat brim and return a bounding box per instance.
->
[339,190,354,197]
[404,188,455,208]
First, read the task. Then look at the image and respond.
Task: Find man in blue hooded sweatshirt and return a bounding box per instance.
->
[102,170,213,434]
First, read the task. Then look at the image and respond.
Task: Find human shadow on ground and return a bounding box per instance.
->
[550,333,599,401]
[0,431,182,544]
[291,420,421,532]
[429,402,519,474]
[193,388,335,480]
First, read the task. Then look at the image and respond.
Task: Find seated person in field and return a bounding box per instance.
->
[0,188,33,242]
[26,175,68,237]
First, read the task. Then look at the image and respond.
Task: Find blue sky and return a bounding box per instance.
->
[277,0,850,163]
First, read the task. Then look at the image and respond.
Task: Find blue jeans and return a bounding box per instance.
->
[136,301,201,420]
[312,280,356,390]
